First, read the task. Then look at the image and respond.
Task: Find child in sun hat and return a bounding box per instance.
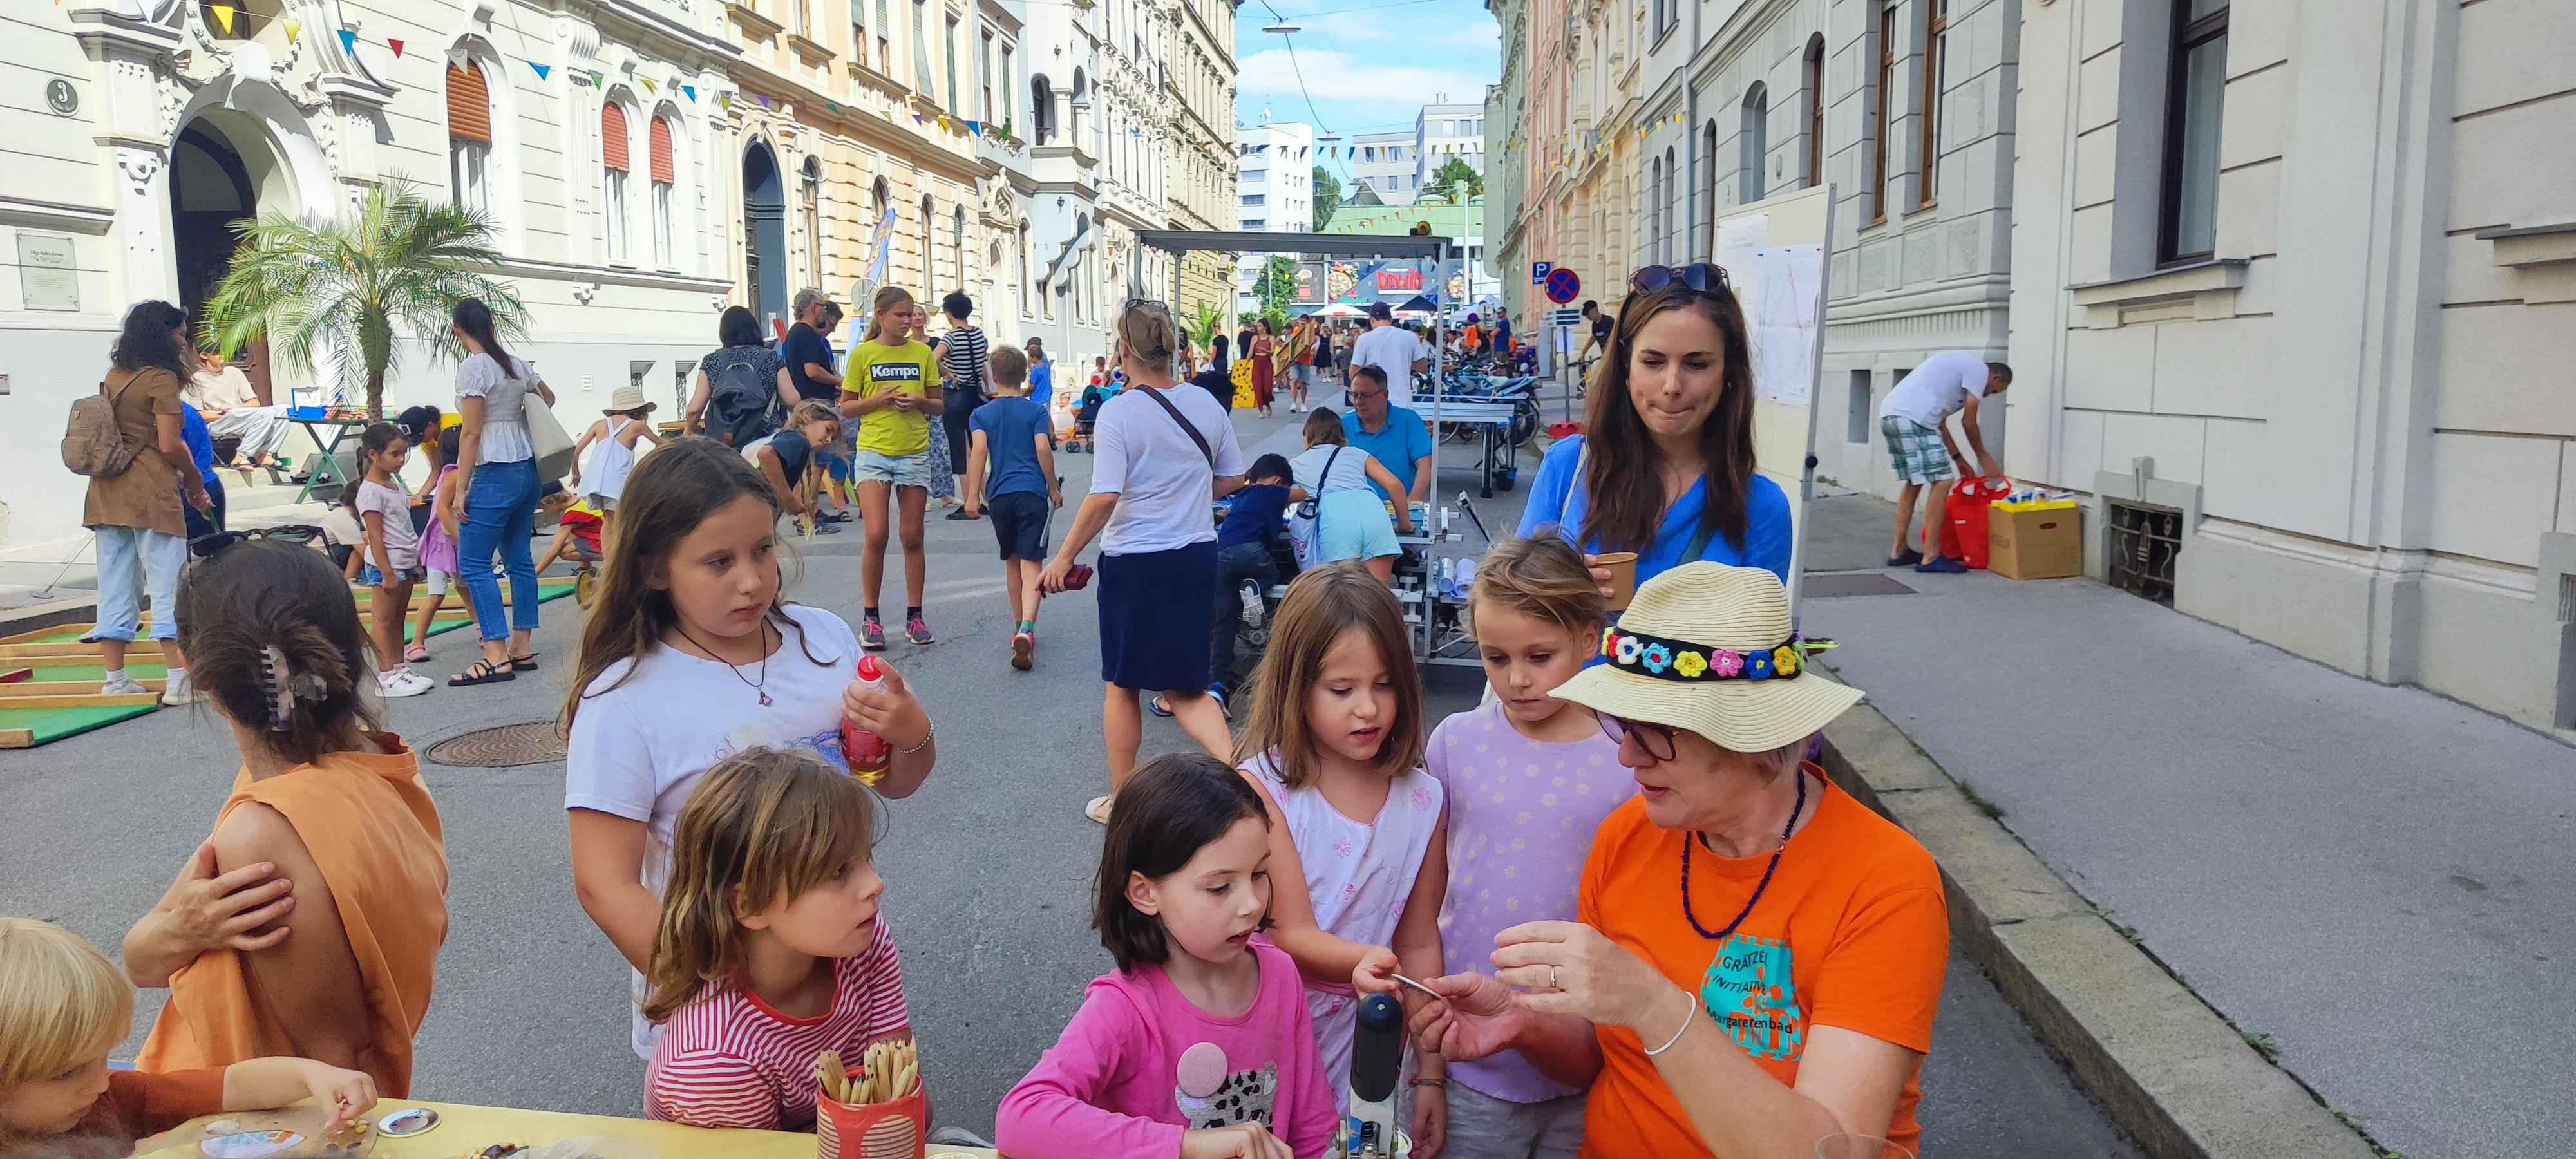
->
[571,384,667,560]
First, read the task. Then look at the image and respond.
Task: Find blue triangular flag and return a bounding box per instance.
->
[966,120,980,136]
[336,28,356,53]
[529,62,551,80]
[681,84,697,102]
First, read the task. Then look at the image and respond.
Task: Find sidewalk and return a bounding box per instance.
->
[1799,493,2576,1159]
[2,471,382,610]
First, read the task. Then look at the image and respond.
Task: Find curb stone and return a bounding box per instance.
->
[1815,695,2382,1159]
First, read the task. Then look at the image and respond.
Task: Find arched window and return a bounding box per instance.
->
[1031,75,1055,144]
[1741,83,1768,205]
[650,111,678,267]
[1017,218,1032,316]
[952,206,967,301]
[1663,147,1678,263]
[920,194,936,299]
[1645,156,1662,263]
[602,100,632,260]
[1704,118,1719,245]
[1803,34,1826,189]
[802,157,824,290]
[446,61,493,212]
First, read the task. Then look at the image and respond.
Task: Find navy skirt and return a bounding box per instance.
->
[1099,539,1218,691]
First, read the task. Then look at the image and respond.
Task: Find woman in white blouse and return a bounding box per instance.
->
[442,297,557,687]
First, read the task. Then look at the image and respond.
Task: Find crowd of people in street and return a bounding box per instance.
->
[14,265,1954,1159]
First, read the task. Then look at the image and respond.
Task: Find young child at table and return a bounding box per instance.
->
[0,918,379,1152]
[354,423,431,699]
[996,754,1336,1159]
[641,748,912,1131]
[1422,533,1631,1155]
[1231,564,1448,1144]
[563,439,935,1063]
[408,425,471,663]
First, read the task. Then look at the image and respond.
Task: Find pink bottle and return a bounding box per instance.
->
[842,655,893,782]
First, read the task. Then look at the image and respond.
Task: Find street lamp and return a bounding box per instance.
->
[1262,19,1300,32]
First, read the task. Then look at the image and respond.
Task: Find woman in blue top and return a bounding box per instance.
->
[1519,265,1791,590]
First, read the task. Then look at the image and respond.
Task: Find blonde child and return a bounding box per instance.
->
[562,438,936,1061]
[569,386,667,560]
[1231,563,1448,1147]
[0,919,379,1150]
[406,425,471,664]
[641,748,913,1130]
[962,344,1061,670]
[1423,534,1631,1156]
[996,754,1336,1159]
[354,423,431,697]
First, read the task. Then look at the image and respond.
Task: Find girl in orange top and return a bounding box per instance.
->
[121,538,450,1098]
[1403,564,1947,1159]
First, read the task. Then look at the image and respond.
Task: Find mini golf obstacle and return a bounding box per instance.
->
[0,578,575,749]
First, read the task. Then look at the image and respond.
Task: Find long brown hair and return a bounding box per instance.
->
[560,437,824,730]
[862,285,916,343]
[1580,285,1757,554]
[177,540,381,764]
[641,747,878,1022]
[1233,563,1426,790]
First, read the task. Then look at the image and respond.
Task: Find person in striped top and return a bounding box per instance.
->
[641,748,913,1131]
[935,292,995,515]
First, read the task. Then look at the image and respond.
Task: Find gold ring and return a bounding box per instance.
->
[1549,966,1558,989]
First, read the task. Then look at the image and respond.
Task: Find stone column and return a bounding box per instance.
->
[71,6,184,305]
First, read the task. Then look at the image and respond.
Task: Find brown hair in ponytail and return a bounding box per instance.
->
[862,285,917,343]
[175,540,380,764]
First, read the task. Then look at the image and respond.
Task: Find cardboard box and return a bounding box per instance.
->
[1989,504,2083,580]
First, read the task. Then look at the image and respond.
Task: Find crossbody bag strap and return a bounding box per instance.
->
[1137,386,1215,466]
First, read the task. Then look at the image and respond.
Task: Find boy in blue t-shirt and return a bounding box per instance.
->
[964,345,1061,671]
[1208,453,1295,703]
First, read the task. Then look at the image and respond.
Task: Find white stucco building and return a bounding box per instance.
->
[1413,101,1485,188]
[1350,129,1414,200]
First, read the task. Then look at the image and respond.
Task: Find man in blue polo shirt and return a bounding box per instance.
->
[1339,364,1434,505]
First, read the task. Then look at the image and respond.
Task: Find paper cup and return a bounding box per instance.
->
[816,1088,927,1159]
[1596,552,1640,611]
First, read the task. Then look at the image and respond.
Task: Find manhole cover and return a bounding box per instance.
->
[426,722,565,767]
[1805,573,1917,598]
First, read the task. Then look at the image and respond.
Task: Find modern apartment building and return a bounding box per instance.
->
[1413,101,1487,189]
[1235,120,1314,234]
[1350,130,1415,201]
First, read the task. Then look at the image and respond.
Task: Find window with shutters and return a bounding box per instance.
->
[945,16,960,111]
[650,115,677,267]
[875,0,891,72]
[1000,45,1013,125]
[980,30,994,122]
[912,0,933,95]
[603,101,632,261]
[1871,0,1896,224]
[1803,35,1825,189]
[851,0,867,66]
[1919,0,1947,207]
[446,62,494,213]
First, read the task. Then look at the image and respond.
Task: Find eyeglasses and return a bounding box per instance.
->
[1122,297,1170,312]
[1628,263,1733,296]
[187,524,325,560]
[1596,711,1681,762]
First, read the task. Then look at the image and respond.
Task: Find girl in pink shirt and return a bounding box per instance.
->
[998,754,1336,1159]
[641,748,912,1131]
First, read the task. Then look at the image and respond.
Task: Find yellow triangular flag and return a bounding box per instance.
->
[641,78,656,93]
[209,3,234,33]
[281,17,301,41]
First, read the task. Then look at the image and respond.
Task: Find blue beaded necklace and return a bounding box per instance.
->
[1681,768,1808,941]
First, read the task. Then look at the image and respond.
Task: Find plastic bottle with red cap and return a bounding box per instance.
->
[843,655,892,782]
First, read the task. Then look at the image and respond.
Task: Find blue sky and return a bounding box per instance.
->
[1233,0,1501,184]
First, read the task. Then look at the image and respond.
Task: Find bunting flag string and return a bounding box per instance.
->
[388,38,404,57]
[681,84,698,102]
[965,120,981,136]
[756,93,772,108]
[336,28,356,53]
[280,15,299,42]
[719,93,733,109]
[208,5,235,34]
[639,77,655,93]
[529,62,551,80]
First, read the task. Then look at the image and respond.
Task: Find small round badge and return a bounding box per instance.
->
[376,1107,441,1138]
[45,79,77,116]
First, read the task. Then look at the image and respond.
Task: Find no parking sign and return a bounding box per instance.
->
[1544,267,1580,304]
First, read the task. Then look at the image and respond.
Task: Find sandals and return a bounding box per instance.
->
[509,652,540,672]
[404,643,430,664]
[448,659,516,686]
[1086,795,1113,825]
[1149,695,1175,718]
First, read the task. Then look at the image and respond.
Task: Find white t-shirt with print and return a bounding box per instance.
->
[563,603,860,1056]
[1349,325,1425,405]
[1090,384,1245,556]
[1877,350,1993,431]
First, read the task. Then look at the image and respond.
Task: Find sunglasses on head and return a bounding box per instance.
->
[1596,711,1682,762]
[1628,263,1733,296]
[188,524,325,560]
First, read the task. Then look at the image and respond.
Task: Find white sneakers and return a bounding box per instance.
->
[157,668,206,706]
[1240,580,1267,627]
[378,668,435,698]
[102,672,149,697]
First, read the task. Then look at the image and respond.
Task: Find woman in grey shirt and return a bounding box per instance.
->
[444,297,556,687]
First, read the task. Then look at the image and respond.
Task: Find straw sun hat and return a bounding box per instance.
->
[604,384,658,415]
[1551,562,1863,754]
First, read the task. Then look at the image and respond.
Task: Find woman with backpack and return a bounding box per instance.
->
[78,301,216,701]
[683,306,796,448]
[442,297,558,688]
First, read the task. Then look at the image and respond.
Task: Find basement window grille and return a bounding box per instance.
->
[2105,499,2181,605]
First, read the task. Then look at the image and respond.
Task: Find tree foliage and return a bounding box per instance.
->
[202,180,526,418]
[1423,157,1485,203]
[1312,165,1342,232]
[1251,255,1300,319]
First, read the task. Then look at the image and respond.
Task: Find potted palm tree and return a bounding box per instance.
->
[202,179,528,419]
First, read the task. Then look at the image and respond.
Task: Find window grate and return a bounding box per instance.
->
[2106,500,2181,605]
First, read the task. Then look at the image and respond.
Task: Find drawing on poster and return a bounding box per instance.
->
[1751,245,1824,406]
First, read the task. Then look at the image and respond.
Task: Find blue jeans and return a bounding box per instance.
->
[1210,540,1280,686]
[458,457,540,641]
[93,524,185,642]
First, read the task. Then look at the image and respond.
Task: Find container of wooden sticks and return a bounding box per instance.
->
[814,1039,927,1159]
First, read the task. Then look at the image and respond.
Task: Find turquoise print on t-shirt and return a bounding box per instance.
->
[1701,934,1803,1061]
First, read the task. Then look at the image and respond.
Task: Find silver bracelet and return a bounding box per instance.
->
[1643,992,1698,1057]
[893,721,934,755]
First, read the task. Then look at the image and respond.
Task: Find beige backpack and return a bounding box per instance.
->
[61,375,145,478]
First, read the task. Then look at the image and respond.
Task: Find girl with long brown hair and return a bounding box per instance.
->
[1515,270,1793,593]
[840,286,947,647]
[561,437,933,1061]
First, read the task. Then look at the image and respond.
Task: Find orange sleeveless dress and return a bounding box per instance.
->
[136,737,448,1097]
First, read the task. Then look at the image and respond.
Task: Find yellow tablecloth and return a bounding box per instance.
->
[135,1099,999,1159]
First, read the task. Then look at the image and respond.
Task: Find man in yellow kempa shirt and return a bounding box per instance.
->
[838,296,946,648]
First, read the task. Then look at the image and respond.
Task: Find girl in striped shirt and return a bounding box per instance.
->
[641,748,914,1130]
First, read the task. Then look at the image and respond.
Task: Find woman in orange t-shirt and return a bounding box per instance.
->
[1398,563,1947,1159]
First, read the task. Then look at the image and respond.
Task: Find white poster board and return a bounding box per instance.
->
[1711,185,1833,612]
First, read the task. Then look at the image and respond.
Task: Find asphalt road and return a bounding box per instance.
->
[0,400,2135,1156]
